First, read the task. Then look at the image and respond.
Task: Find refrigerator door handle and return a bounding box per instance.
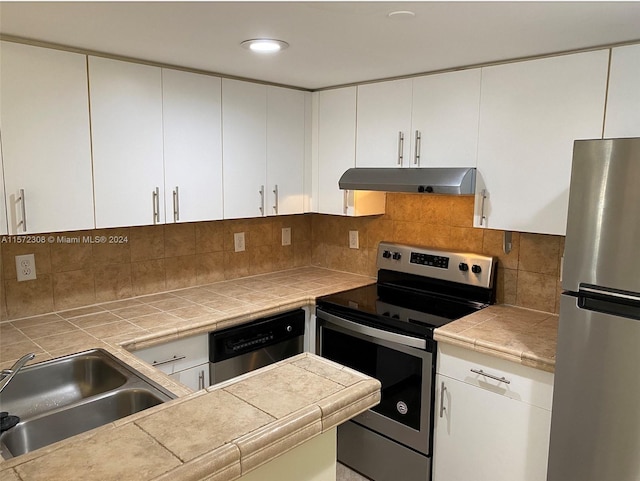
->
[579,285,640,303]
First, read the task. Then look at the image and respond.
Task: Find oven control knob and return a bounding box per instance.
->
[471,264,482,274]
[392,252,402,260]
[397,401,408,415]
[382,250,392,259]
[286,325,293,332]
[458,262,469,272]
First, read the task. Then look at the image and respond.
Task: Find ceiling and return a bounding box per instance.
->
[1,2,640,90]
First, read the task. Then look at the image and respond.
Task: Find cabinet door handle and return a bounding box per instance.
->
[18,188,27,232]
[343,189,348,215]
[172,186,180,222]
[470,368,511,384]
[397,131,405,165]
[414,130,421,165]
[479,189,487,226]
[259,185,265,215]
[198,370,205,390]
[152,187,160,224]
[151,355,186,367]
[273,184,279,215]
[439,381,447,418]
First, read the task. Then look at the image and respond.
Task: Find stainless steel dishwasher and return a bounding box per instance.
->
[208,309,305,384]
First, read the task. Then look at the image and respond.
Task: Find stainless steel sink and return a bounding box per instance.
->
[0,349,175,459]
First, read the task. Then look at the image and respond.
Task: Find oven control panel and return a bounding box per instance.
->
[378,242,495,288]
[410,252,449,269]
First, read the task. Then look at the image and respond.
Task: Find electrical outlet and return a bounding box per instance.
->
[234,232,245,252]
[349,230,359,249]
[16,254,37,281]
[282,227,292,246]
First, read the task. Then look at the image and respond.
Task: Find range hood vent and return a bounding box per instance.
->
[338,167,476,195]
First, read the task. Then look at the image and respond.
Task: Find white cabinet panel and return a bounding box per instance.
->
[474,50,609,235]
[0,41,94,234]
[0,144,8,235]
[222,79,267,219]
[162,69,223,223]
[89,56,164,228]
[267,86,305,216]
[434,375,552,481]
[316,87,385,216]
[604,44,640,138]
[169,363,209,391]
[411,69,481,168]
[355,78,413,167]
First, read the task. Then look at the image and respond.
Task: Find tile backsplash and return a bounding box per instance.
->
[1,194,564,320]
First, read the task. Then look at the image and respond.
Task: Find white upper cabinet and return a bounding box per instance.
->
[0,145,8,235]
[604,44,640,138]
[316,87,386,216]
[267,86,305,216]
[355,78,413,167]
[411,69,481,167]
[0,41,94,234]
[89,56,164,228]
[222,79,268,219]
[474,50,609,235]
[162,69,223,223]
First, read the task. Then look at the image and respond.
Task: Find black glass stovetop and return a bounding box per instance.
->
[316,282,487,340]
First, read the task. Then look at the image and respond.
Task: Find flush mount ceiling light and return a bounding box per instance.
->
[240,38,289,53]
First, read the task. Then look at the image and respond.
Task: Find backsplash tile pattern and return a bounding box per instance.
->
[1,195,563,320]
[1,215,311,320]
[311,194,564,313]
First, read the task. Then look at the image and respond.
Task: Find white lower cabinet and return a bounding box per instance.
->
[433,343,554,481]
[132,334,209,392]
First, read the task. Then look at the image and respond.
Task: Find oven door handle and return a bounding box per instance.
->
[317,310,427,350]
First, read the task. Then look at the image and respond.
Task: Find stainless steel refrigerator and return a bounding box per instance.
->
[547,137,640,481]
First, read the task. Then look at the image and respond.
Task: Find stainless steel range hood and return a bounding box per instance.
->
[338,167,476,194]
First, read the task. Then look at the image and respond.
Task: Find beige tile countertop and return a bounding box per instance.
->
[434,304,559,373]
[0,267,379,480]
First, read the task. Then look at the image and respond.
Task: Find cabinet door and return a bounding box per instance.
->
[355,78,413,167]
[222,79,267,219]
[474,50,608,235]
[162,69,223,223]
[604,44,640,138]
[89,56,164,228]
[0,41,94,234]
[169,363,209,391]
[434,375,551,481]
[267,86,305,216]
[411,69,481,168]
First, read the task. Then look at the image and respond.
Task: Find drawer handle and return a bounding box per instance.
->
[470,368,511,384]
[151,355,186,367]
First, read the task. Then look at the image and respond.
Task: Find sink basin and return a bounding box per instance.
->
[0,349,175,459]
[1,389,166,457]
[0,352,128,419]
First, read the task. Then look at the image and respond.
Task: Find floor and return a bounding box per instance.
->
[337,462,371,481]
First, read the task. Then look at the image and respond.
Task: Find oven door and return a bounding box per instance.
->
[316,308,434,455]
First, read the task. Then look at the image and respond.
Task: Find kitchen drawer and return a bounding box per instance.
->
[437,343,554,410]
[134,334,208,375]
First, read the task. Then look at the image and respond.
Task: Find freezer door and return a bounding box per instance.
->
[563,138,640,293]
[547,293,640,481]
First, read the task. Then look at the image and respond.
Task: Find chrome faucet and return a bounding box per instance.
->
[0,353,35,394]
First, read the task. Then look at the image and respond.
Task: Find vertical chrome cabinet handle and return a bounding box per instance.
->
[397,131,405,165]
[273,184,279,215]
[258,185,265,215]
[172,186,180,222]
[198,370,205,390]
[439,382,447,418]
[18,188,27,232]
[152,187,160,224]
[479,189,487,226]
[343,189,348,215]
[414,130,422,165]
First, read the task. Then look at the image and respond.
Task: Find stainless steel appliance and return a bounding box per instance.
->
[209,309,305,384]
[547,138,640,481]
[317,242,496,481]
